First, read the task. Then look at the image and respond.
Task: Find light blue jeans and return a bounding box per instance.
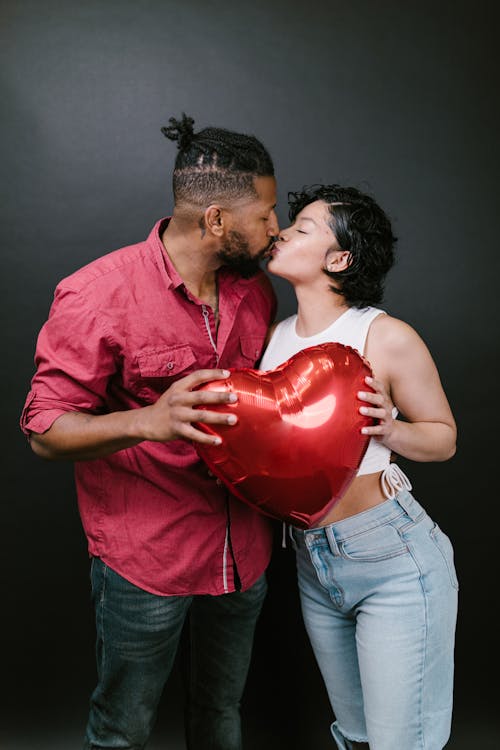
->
[293,490,458,750]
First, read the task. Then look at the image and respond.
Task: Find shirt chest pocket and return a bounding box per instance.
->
[236,336,265,368]
[133,344,198,401]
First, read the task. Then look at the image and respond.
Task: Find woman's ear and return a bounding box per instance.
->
[327,249,352,272]
[204,205,225,237]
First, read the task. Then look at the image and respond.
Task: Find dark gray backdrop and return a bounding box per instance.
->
[2,1,499,748]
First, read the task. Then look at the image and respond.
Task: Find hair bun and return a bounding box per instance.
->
[161,113,195,150]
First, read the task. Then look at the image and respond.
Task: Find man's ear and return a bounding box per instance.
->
[326,249,352,273]
[204,205,225,237]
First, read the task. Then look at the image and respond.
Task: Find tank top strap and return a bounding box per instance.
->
[333,306,386,356]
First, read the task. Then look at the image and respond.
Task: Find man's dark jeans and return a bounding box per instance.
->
[83,558,267,750]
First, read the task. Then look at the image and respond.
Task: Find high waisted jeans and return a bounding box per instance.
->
[83,558,267,750]
[293,490,458,750]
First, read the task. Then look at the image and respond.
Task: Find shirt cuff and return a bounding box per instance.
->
[20,391,73,437]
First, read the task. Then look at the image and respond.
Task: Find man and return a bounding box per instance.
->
[20,113,279,750]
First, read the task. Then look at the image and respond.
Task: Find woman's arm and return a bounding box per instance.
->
[360,315,456,462]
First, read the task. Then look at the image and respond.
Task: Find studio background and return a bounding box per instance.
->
[2,1,498,748]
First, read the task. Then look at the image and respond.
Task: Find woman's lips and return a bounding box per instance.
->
[263,242,280,260]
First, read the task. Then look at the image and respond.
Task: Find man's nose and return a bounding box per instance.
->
[267,210,279,236]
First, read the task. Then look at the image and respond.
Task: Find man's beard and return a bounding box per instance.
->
[217,230,272,279]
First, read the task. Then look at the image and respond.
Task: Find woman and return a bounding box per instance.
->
[260,184,458,750]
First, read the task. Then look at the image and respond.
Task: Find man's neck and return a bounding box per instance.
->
[162,215,220,302]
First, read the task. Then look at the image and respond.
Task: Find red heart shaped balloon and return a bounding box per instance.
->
[195,342,375,529]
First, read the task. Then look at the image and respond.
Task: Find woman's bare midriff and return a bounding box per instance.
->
[318,471,387,525]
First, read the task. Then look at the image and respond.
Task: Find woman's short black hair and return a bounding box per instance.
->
[288,184,397,308]
[162,113,274,207]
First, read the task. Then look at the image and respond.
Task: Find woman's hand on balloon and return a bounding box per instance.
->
[358,376,395,444]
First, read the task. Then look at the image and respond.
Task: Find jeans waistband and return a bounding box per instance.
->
[292,490,425,553]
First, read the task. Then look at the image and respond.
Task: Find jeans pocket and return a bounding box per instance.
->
[340,523,408,562]
[430,523,459,590]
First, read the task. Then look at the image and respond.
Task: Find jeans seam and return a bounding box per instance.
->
[308,547,344,608]
[332,510,405,543]
[401,537,427,749]
[98,562,108,745]
[429,525,459,590]
[338,544,408,562]
[398,511,425,534]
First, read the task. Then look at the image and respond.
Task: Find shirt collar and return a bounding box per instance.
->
[149,217,185,291]
[148,217,256,299]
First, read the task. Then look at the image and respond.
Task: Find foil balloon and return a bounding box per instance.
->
[195,342,375,529]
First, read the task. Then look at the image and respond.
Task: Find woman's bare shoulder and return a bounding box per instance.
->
[370,313,423,351]
[366,314,433,372]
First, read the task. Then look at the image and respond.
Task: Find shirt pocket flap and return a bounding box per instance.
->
[239,336,263,364]
[137,344,197,377]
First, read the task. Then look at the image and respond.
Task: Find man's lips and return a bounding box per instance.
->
[265,242,281,260]
[261,242,276,260]
[262,238,282,260]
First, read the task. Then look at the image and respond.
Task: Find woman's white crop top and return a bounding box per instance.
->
[259,306,394,476]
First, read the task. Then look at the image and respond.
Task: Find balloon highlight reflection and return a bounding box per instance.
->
[195,343,375,529]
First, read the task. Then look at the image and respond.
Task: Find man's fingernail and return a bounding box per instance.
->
[222,370,230,377]
[228,393,237,402]
[227,415,237,425]
[213,437,222,445]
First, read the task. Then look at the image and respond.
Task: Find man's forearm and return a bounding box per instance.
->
[30,409,149,461]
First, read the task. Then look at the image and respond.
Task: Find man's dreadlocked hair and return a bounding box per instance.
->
[288,184,397,308]
[161,113,274,207]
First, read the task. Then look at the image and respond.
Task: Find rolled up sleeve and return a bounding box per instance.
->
[21,285,117,436]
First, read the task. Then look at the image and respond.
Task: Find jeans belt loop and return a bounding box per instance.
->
[325,525,341,556]
[395,489,421,521]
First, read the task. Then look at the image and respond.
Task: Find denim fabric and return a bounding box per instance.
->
[83,559,267,750]
[293,491,458,750]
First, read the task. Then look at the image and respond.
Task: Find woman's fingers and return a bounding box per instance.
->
[359,405,386,419]
[358,390,384,406]
[361,423,387,436]
[359,376,394,438]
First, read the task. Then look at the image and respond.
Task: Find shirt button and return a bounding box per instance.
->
[167,362,174,370]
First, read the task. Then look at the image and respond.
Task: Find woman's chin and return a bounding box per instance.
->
[266,251,282,271]
[266,258,282,276]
